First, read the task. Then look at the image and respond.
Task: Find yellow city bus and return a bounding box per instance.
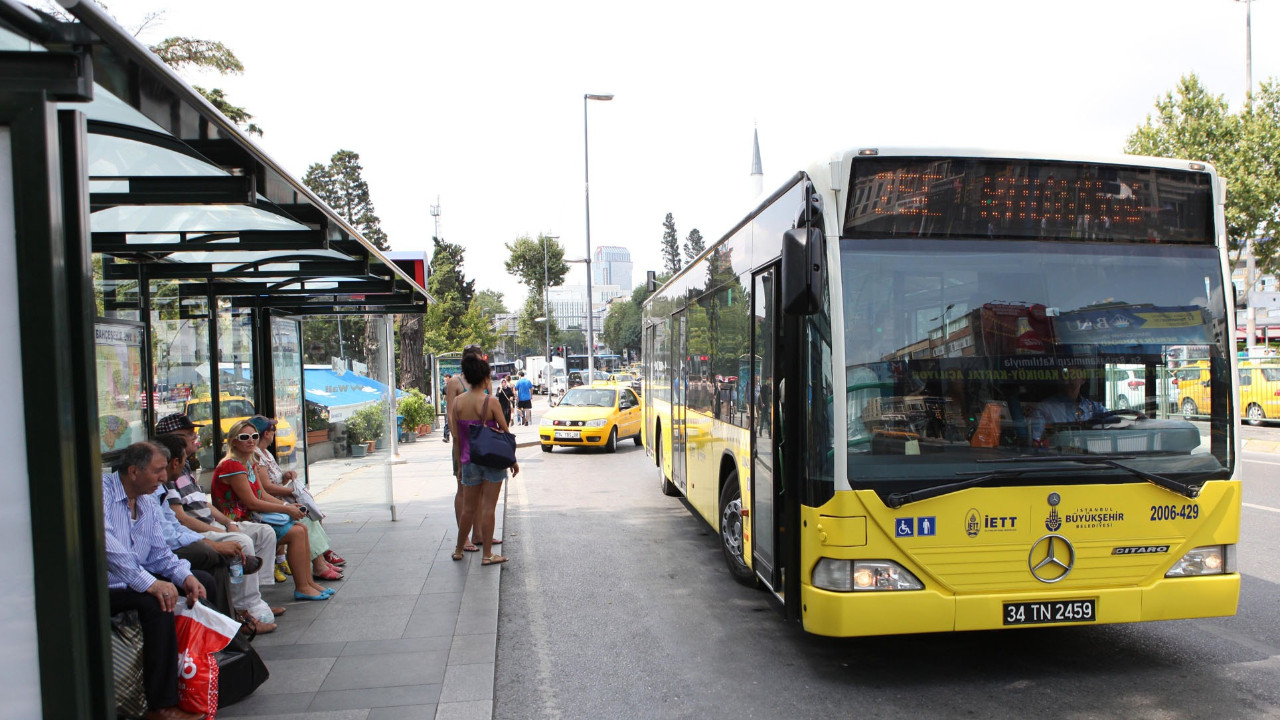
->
[641,149,1240,637]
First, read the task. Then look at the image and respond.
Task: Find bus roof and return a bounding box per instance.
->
[832,147,1216,175]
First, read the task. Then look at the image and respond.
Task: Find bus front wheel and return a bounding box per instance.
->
[719,473,757,587]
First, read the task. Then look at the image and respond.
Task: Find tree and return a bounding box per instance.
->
[661,213,682,275]
[504,235,569,298]
[397,314,426,394]
[1127,73,1280,279]
[602,300,641,357]
[303,150,389,250]
[148,34,263,136]
[421,237,490,355]
[684,228,705,263]
[472,290,508,319]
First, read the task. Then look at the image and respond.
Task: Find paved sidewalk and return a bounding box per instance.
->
[218,400,552,720]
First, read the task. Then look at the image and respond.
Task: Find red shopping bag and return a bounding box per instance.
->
[173,600,241,718]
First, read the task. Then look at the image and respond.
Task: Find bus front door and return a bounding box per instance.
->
[752,267,781,593]
[671,312,687,492]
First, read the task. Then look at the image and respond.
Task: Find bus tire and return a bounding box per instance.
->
[605,428,618,453]
[719,472,758,587]
[658,434,679,497]
[633,433,643,446]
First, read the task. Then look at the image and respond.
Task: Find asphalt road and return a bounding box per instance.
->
[494,431,1280,720]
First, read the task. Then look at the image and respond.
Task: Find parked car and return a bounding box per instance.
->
[1175,361,1212,419]
[184,394,296,458]
[1239,362,1280,426]
[539,386,643,453]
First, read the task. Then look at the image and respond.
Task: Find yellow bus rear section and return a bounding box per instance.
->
[798,480,1240,637]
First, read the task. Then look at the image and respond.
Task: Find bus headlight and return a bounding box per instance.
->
[812,559,924,592]
[1165,545,1235,577]
[540,418,554,426]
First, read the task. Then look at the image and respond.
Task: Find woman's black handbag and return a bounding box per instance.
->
[468,397,517,469]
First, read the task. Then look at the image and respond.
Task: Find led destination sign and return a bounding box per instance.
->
[845,158,1214,244]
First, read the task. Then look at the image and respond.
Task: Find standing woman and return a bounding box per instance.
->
[210,419,333,600]
[497,377,515,428]
[249,416,345,581]
[451,354,518,565]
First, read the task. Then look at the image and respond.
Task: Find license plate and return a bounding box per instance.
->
[1003,599,1096,625]
[554,430,580,439]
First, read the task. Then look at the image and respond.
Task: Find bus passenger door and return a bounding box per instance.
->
[671,311,687,492]
[752,267,781,593]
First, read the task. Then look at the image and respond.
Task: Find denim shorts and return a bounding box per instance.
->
[460,462,507,486]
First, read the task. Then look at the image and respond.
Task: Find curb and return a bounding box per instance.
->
[1243,438,1280,454]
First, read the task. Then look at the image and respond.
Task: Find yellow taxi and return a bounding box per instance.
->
[184,394,296,458]
[606,372,643,396]
[1239,362,1280,426]
[540,385,643,453]
[1174,361,1212,419]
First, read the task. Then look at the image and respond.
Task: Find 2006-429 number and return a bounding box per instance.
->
[1150,504,1199,521]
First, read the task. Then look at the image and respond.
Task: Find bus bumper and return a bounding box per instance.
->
[799,574,1239,637]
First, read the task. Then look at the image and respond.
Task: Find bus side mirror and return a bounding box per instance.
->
[782,226,823,316]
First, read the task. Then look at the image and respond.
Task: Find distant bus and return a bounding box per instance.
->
[566,354,622,373]
[643,147,1239,637]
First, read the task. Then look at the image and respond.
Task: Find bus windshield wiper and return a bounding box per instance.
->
[982,455,1203,499]
[884,455,1208,508]
[885,467,1075,509]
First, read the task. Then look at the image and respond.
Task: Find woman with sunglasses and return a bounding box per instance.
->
[249,416,345,580]
[210,419,333,601]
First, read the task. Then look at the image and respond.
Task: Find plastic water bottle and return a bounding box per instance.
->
[229,557,244,585]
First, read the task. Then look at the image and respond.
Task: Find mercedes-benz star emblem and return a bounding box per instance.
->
[1029,534,1075,583]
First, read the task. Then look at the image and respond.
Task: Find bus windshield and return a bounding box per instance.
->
[840,238,1232,490]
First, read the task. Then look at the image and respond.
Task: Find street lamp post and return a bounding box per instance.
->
[584,92,613,381]
[543,236,558,363]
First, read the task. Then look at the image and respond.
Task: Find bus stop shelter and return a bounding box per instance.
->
[0,1,431,715]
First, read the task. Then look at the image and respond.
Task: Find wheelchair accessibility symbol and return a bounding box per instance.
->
[895,518,914,537]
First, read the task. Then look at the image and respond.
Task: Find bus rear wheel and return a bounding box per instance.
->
[719,472,758,587]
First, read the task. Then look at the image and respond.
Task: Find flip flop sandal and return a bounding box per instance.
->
[463,544,480,552]
[452,549,464,561]
[481,554,508,566]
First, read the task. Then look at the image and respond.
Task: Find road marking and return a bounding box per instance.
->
[1244,502,1280,514]
[1243,457,1280,467]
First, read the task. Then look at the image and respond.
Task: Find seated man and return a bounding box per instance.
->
[154,432,278,632]
[104,442,210,720]
[1028,368,1115,443]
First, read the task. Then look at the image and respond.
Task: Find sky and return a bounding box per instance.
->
[58,0,1280,309]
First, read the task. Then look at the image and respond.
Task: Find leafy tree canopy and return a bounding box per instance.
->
[1127,73,1280,279]
[684,228,705,263]
[472,290,508,319]
[661,213,682,276]
[504,234,569,297]
[303,150,389,250]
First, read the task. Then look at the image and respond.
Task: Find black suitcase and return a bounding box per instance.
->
[215,628,269,708]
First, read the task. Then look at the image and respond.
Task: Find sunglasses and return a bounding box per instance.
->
[235,432,260,441]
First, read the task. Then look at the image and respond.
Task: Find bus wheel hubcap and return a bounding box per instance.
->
[722,498,743,558]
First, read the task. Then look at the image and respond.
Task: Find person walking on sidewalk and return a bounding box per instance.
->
[450,353,517,565]
[514,370,534,426]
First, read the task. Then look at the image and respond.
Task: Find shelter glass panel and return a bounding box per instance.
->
[271,317,306,480]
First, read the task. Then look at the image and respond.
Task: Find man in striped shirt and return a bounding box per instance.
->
[104,441,211,720]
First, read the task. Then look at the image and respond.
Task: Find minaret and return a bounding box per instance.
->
[750,126,764,198]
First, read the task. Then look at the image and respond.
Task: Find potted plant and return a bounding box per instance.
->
[305,401,330,447]
[365,403,387,451]
[345,412,368,458]
[398,390,430,443]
